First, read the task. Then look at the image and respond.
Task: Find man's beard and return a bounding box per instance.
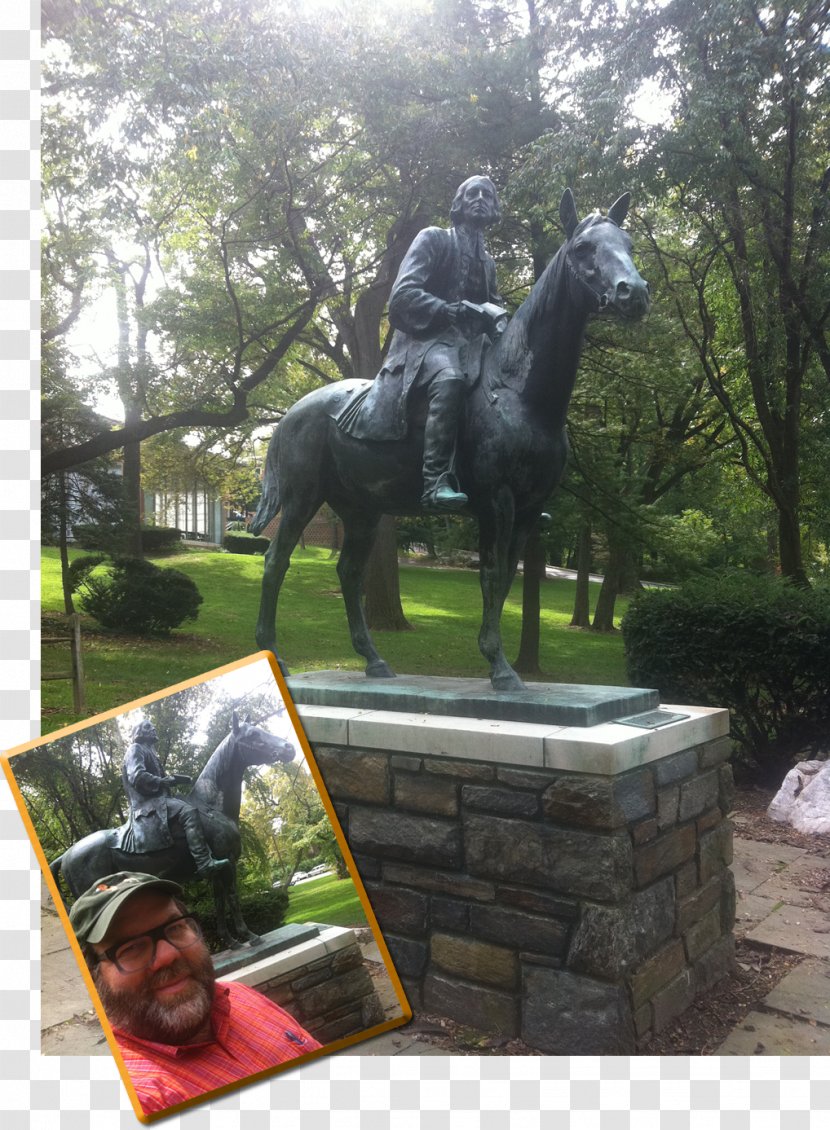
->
[95,948,216,1045]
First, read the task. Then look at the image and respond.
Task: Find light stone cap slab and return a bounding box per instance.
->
[545,703,730,775]
[295,704,373,746]
[297,702,729,777]
[346,709,565,767]
[220,925,357,987]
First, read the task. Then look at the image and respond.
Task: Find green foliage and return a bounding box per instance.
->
[78,556,203,636]
[283,873,368,931]
[186,885,289,954]
[140,526,183,554]
[66,554,106,593]
[623,573,830,778]
[42,545,631,728]
[223,532,270,555]
[396,515,478,561]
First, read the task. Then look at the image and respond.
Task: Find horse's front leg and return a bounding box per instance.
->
[477,488,525,692]
[255,495,322,668]
[337,509,395,679]
[211,874,242,951]
[228,867,260,945]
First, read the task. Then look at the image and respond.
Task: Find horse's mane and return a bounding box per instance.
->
[198,729,237,786]
[495,211,613,388]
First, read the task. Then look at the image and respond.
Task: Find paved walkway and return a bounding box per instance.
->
[716,836,830,1055]
[40,836,830,1057]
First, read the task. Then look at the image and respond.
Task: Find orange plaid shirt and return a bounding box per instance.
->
[114,980,321,1115]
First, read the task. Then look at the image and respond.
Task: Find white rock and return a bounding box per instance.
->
[767,759,830,835]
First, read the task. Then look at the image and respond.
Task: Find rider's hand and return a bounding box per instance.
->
[444,301,467,327]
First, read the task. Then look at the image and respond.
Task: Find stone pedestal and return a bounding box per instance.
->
[291,674,736,1053]
[220,924,387,1045]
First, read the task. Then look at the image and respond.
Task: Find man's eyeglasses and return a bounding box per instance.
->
[93,915,203,974]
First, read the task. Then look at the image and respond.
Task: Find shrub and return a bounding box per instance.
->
[72,522,124,552]
[140,526,183,554]
[622,572,830,779]
[223,531,270,555]
[66,554,106,593]
[187,885,289,953]
[78,556,203,636]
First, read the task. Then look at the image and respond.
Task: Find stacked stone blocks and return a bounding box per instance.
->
[314,731,735,1053]
[228,929,385,1045]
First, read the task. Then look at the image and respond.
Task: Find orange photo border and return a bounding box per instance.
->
[3,649,412,1123]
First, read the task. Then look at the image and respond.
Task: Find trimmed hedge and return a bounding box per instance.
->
[141,526,183,554]
[622,572,830,778]
[224,532,270,555]
[188,885,289,952]
[78,556,203,636]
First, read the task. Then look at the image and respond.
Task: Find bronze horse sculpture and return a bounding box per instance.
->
[50,713,295,949]
[252,190,650,691]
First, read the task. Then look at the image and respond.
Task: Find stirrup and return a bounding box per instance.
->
[421,481,468,513]
[196,857,231,878]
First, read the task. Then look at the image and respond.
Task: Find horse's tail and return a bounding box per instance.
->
[249,427,282,535]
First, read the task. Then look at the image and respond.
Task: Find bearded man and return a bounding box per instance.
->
[70,872,321,1115]
[339,174,504,511]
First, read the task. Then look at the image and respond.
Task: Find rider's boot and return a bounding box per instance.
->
[180,809,231,878]
[421,377,468,512]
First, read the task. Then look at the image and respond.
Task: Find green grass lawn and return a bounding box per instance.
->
[41,544,630,729]
[282,873,369,929]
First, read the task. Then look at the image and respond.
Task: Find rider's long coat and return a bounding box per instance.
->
[337,224,501,441]
[119,741,174,853]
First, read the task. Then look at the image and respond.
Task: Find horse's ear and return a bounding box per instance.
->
[560,188,579,239]
[232,710,240,734]
[608,192,631,227]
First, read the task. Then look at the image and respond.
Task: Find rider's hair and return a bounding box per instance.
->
[131,719,156,743]
[450,175,501,226]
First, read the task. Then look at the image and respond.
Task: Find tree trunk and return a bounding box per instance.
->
[122,415,143,557]
[364,516,413,631]
[593,525,642,632]
[570,519,592,628]
[58,471,75,616]
[514,522,545,675]
[778,501,808,586]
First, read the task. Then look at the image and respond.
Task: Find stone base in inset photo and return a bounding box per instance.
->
[221,923,388,1045]
[293,675,736,1054]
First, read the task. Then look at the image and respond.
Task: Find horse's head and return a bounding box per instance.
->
[231,710,296,769]
[559,189,650,322]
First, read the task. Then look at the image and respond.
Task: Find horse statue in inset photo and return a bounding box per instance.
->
[50,713,295,949]
[251,189,650,692]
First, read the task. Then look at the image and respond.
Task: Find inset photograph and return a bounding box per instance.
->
[4,652,410,1121]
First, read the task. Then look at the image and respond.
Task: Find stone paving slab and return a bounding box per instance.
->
[744,902,830,959]
[42,1014,109,1057]
[734,892,780,934]
[338,1029,448,1056]
[716,1009,830,1055]
[729,839,807,895]
[763,958,830,1027]
[751,855,830,911]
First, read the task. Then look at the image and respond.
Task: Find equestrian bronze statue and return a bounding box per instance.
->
[50,713,295,949]
[252,186,650,692]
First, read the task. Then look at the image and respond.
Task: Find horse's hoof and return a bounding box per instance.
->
[366,660,396,679]
[491,670,526,693]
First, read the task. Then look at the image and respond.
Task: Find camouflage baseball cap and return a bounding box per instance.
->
[68,872,184,945]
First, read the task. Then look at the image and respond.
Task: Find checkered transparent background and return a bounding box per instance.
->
[1,2,828,1124]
